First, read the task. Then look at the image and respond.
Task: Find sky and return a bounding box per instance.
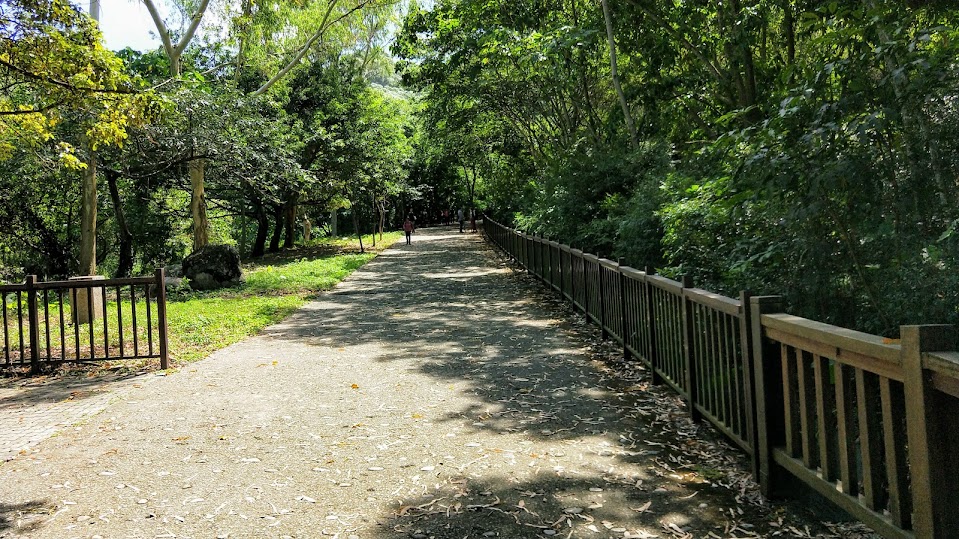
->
[77,0,166,52]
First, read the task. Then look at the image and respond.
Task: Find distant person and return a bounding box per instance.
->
[457,208,465,233]
[469,209,477,232]
[403,216,415,245]
[442,209,449,226]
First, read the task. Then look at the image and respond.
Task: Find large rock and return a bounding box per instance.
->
[181,245,243,290]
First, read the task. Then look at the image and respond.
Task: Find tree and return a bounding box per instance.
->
[2,0,157,276]
[396,0,959,333]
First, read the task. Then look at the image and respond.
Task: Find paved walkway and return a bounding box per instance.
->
[0,228,870,539]
[1,373,146,463]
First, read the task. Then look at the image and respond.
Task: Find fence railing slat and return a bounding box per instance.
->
[813,354,838,483]
[834,363,859,496]
[856,368,886,511]
[879,377,911,529]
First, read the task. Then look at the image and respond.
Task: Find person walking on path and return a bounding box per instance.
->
[457,208,465,233]
[403,216,415,245]
[469,209,477,232]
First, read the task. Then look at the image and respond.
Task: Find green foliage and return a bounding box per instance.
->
[399,0,959,334]
[0,0,160,164]
[517,142,669,260]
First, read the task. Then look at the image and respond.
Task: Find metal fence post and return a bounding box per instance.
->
[26,275,40,375]
[901,324,958,538]
[155,268,169,370]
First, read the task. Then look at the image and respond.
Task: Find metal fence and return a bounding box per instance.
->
[484,217,959,539]
[1,269,169,373]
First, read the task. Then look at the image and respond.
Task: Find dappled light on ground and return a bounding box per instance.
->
[0,226,876,538]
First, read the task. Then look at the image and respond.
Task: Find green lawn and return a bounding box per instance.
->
[167,232,400,364]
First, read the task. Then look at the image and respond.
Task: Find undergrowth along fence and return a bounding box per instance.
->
[0,269,169,374]
[484,217,959,539]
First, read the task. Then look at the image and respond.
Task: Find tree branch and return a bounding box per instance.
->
[624,0,733,105]
[252,0,386,96]
[174,0,212,56]
[0,100,63,116]
[0,58,135,95]
[141,0,176,65]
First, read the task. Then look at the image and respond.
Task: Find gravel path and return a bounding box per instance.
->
[0,227,871,539]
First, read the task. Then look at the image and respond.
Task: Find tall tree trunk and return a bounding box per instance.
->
[724,0,760,122]
[600,0,638,149]
[252,202,268,258]
[106,170,133,278]
[370,195,377,247]
[235,0,253,78]
[464,165,477,209]
[783,1,795,67]
[239,210,248,258]
[190,159,210,250]
[283,192,298,248]
[269,204,283,252]
[78,149,97,276]
[143,0,210,78]
[866,0,950,206]
[331,210,338,236]
[350,200,364,253]
[377,198,385,241]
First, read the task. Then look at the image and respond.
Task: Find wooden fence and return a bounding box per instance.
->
[1,269,169,374]
[484,218,959,539]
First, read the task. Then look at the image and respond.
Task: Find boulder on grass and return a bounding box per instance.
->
[181,245,243,290]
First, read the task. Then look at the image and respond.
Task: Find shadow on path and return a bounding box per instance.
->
[0,226,873,539]
[257,226,867,538]
[0,373,143,410]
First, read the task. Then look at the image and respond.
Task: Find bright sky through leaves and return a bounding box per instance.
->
[75,0,163,51]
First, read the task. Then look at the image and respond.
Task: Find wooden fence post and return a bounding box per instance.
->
[680,275,700,421]
[546,237,553,288]
[645,267,662,385]
[26,275,40,375]
[155,268,169,370]
[901,325,958,539]
[619,258,630,361]
[540,233,547,282]
[750,295,785,497]
[580,251,589,318]
[738,290,758,473]
[525,231,531,275]
[598,257,608,339]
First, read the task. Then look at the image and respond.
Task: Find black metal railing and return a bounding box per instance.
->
[1,269,169,373]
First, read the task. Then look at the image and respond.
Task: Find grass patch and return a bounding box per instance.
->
[166,232,401,364]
